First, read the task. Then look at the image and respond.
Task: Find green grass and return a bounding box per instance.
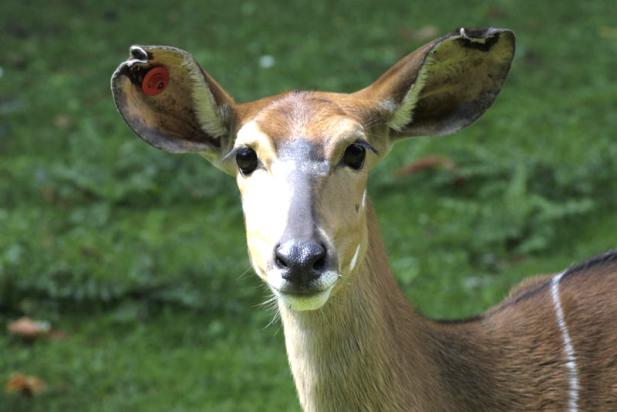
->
[0,312,298,412]
[1,0,617,410]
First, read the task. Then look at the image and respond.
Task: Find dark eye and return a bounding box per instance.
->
[342,143,366,170]
[236,147,258,175]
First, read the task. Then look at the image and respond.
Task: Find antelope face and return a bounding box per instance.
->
[230,94,381,310]
[111,28,515,311]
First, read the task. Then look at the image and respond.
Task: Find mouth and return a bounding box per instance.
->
[267,270,339,312]
[272,286,334,311]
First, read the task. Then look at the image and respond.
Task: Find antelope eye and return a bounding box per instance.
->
[236,147,258,175]
[342,143,366,170]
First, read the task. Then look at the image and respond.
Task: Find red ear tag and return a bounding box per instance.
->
[142,66,169,96]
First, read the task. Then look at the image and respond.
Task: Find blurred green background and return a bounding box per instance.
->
[1,0,616,410]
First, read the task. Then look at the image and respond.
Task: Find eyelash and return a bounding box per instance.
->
[350,140,378,154]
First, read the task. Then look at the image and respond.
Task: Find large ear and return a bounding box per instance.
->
[111,45,236,169]
[358,28,515,139]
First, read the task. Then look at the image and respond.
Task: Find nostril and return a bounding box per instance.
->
[274,244,289,269]
[275,255,288,269]
[313,254,326,271]
[312,243,327,271]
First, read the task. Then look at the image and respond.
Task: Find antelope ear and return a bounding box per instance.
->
[361,28,515,140]
[111,45,236,168]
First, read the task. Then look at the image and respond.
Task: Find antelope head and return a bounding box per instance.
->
[112,28,515,312]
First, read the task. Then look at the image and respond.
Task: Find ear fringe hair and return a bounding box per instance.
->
[387,52,434,132]
[182,57,228,140]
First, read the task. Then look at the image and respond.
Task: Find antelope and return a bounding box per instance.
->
[111,28,617,411]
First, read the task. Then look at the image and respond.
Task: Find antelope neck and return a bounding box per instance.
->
[278,202,447,412]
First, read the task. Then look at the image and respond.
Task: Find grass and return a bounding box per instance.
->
[1,312,297,412]
[1,0,616,410]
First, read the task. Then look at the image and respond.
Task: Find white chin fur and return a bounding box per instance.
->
[267,270,338,311]
[275,288,333,311]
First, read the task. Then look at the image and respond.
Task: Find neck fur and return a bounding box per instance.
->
[278,203,449,412]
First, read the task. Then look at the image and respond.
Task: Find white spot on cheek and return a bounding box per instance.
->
[360,190,367,210]
[348,244,361,273]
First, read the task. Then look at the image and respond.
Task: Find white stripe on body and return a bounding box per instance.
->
[550,271,579,412]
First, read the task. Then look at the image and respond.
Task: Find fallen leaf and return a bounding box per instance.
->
[48,330,67,340]
[5,372,47,397]
[394,155,456,176]
[485,6,508,19]
[7,317,51,341]
[53,114,72,129]
[399,25,439,43]
[599,26,617,40]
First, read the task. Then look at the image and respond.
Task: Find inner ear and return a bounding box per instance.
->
[356,28,515,140]
[111,45,237,161]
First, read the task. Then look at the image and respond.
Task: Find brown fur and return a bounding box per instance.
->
[110,28,617,411]
[282,201,617,411]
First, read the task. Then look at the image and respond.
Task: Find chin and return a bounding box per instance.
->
[265,269,340,311]
[275,288,333,311]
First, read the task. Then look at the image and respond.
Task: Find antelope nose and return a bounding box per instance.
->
[275,240,327,284]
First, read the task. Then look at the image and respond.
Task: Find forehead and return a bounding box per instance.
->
[240,91,364,154]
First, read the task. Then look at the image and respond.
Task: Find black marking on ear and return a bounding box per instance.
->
[114,46,156,87]
[456,28,500,52]
[130,46,149,60]
[125,64,151,87]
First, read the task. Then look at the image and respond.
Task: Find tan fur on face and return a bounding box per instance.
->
[254,92,350,144]
[316,160,369,282]
[235,94,375,298]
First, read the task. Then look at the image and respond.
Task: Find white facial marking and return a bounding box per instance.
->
[236,121,360,311]
[551,271,579,412]
[348,244,361,273]
[235,120,272,148]
[237,122,295,271]
[360,190,367,210]
[242,167,293,254]
[272,159,330,177]
[236,124,340,308]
